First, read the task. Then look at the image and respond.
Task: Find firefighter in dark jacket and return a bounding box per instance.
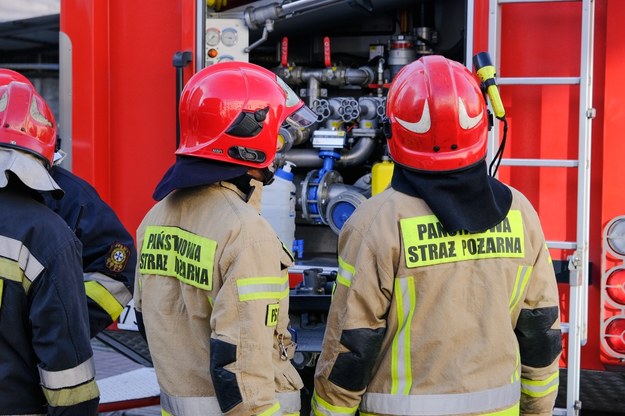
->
[0,68,136,338]
[312,55,562,416]
[0,80,99,414]
[42,163,136,337]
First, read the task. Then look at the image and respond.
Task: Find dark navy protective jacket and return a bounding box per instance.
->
[0,186,99,415]
[42,166,136,337]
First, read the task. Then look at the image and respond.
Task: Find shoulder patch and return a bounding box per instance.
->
[106,242,131,273]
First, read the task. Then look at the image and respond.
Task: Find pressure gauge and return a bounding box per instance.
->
[206,27,220,46]
[220,28,238,47]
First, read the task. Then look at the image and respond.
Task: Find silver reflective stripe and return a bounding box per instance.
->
[84,271,132,306]
[277,390,300,414]
[391,276,415,395]
[161,391,300,416]
[38,357,96,390]
[236,277,289,301]
[360,380,520,416]
[161,392,222,416]
[0,235,44,286]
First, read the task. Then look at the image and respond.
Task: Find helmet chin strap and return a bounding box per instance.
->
[260,166,275,185]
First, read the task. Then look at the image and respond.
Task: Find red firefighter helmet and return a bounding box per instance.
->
[0,68,33,87]
[0,81,57,166]
[386,55,489,172]
[177,61,316,169]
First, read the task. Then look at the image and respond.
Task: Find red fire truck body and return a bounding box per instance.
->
[60,0,625,413]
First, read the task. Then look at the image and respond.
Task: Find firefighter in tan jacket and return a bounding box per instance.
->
[134,62,317,416]
[312,55,562,416]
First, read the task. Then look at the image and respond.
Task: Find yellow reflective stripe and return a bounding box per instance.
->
[400,210,525,268]
[84,280,124,321]
[545,243,552,264]
[511,348,520,383]
[311,390,358,416]
[0,279,3,309]
[161,410,172,416]
[42,379,99,407]
[258,402,281,416]
[509,265,532,313]
[0,235,44,292]
[140,226,216,291]
[337,256,355,288]
[236,276,289,301]
[391,276,415,395]
[521,371,559,398]
[483,402,520,416]
[0,257,24,282]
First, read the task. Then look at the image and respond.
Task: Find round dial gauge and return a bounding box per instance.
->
[206,28,220,46]
[220,28,238,47]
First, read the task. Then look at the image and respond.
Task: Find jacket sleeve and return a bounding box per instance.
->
[209,234,290,415]
[76,196,136,337]
[30,236,100,415]
[312,224,393,416]
[516,239,562,416]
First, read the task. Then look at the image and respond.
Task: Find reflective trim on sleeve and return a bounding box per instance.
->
[337,257,355,288]
[39,356,96,390]
[42,379,99,407]
[511,348,520,383]
[277,390,301,414]
[0,235,44,293]
[483,402,520,416]
[161,391,295,415]
[84,280,124,321]
[521,371,559,398]
[85,271,132,311]
[311,390,358,416]
[236,276,289,301]
[391,276,416,395]
[509,265,532,313]
[161,392,222,416]
[258,402,281,416]
[0,279,3,309]
[360,380,520,416]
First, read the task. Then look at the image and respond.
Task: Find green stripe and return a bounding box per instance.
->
[509,265,532,313]
[337,256,355,288]
[521,371,559,397]
[258,402,281,416]
[312,390,358,415]
[391,277,415,395]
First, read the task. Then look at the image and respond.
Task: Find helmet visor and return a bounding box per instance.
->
[285,105,317,128]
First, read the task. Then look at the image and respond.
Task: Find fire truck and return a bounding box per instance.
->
[59,0,625,414]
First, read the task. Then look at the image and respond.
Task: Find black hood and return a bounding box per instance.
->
[153,156,248,201]
[391,161,512,233]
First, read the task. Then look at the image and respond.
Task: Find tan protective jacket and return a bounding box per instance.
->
[134,181,303,416]
[313,186,561,416]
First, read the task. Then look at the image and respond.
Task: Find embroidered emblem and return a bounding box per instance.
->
[106,242,130,273]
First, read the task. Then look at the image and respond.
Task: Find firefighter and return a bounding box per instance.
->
[134,62,317,415]
[0,68,136,338]
[312,55,562,416]
[0,80,99,414]
[42,159,136,338]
